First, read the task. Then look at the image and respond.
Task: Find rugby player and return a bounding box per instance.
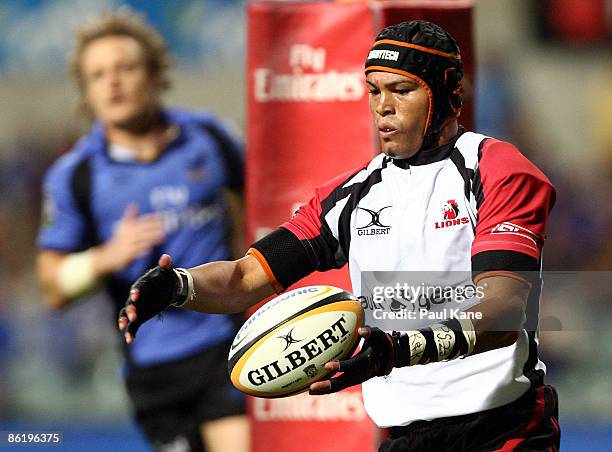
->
[119,20,560,451]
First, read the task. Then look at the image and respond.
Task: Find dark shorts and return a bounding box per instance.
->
[380,385,560,452]
[125,339,246,452]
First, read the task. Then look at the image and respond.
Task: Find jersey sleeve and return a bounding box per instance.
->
[471,139,556,270]
[248,165,367,292]
[36,156,90,252]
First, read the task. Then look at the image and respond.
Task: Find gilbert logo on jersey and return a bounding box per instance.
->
[356,206,392,236]
[435,199,469,229]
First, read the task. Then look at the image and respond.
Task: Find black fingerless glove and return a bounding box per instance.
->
[324,327,396,393]
[119,265,193,339]
[318,320,477,393]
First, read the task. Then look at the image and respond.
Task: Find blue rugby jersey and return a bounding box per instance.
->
[37,109,244,366]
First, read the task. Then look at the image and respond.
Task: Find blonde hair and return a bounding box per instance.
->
[70,8,172,93]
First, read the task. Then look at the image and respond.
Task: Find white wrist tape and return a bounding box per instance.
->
[431,323,456,361]
[398,318,476,367]
[407,331,427,366]
[429,318,476,361]
[171,268,195,307]
[57,250,97,298]
[457,317,477,355]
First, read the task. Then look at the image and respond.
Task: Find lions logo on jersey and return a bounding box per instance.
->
[442,199,459,220]
[435,199,469,229]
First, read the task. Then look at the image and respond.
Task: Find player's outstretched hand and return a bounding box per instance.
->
[118,254,192,344]
[309,326,395,395]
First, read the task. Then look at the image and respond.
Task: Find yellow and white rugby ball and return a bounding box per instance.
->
[228,285,363,398]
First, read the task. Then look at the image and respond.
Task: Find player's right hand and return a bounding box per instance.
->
[118,254,192,344]
[309,326,395,395]
[99,204,165,274]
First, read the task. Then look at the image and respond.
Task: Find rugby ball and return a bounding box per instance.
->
[228,285,363,398]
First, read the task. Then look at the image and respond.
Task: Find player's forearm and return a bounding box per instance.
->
[38,280,72,310]
[468,274,529,354]
[182,256,276,314]
[37,244,126,309]
[90,241,133,276]
[468,304,522,355]
[388,274,529,367]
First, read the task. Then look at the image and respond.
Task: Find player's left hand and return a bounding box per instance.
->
[309,326,395,395]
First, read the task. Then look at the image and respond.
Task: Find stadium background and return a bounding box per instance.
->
[0,0,609,450]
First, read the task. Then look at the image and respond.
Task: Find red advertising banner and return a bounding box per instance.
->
[246,1,376,261]
[246,2,474,451]
[246,3,377,451]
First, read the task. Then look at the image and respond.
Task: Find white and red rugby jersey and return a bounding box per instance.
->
[249,130,556,426]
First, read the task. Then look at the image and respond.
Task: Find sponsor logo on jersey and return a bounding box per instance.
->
[150,185,189,209]
[356,206,392,236]
[434,199,469,229]
[491,221,539,245]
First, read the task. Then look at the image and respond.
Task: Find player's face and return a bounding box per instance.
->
[81,35,159,128]
[366,72,429,159]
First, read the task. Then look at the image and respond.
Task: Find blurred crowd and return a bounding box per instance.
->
[0,0,609,431]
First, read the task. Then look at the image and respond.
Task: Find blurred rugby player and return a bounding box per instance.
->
[37,10,249,452]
